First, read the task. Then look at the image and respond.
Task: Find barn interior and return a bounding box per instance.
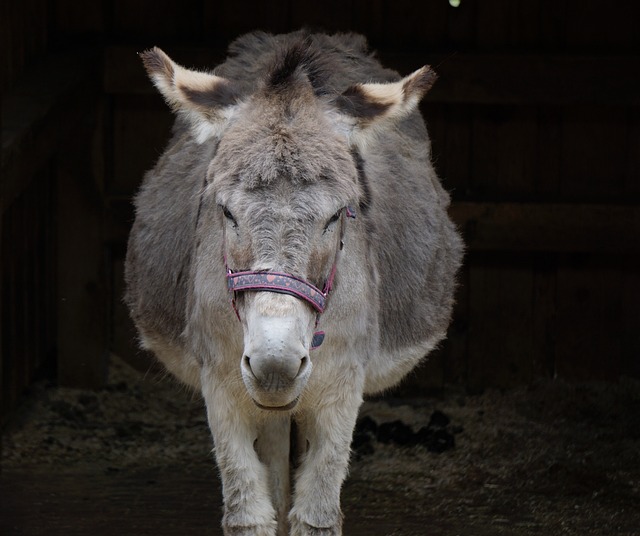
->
[1,1,639,534]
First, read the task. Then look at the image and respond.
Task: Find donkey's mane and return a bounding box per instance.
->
[266,37,335,97]
[220,30,398,102]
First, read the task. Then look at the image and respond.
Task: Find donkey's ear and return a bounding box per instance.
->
[336,66,436,148]
[140,47,240,143]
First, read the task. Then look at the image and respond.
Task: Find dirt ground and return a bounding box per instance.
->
[1,356,639,536]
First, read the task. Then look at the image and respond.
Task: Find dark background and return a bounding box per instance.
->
[2,0,639,424]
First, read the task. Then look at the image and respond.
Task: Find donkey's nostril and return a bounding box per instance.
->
[242,355,255,377]
[298,355,310,377]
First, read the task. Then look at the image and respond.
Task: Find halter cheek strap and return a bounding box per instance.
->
[225,206,356,349]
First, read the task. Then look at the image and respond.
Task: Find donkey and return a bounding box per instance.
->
[125,31,463,536]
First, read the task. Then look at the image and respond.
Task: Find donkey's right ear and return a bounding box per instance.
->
[335,66,437,150]
[140,47,240,143]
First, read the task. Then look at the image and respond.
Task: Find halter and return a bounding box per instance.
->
[225,206,356,349]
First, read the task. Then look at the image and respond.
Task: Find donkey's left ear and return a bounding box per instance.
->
[336,66,436,148]
[140,47,240,143]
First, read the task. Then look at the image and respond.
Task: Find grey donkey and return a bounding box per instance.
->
[125,30,463,536]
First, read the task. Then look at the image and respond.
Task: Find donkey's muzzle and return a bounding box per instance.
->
[240,310,314,410]
[241,351,311,410]
[242,353,310,391]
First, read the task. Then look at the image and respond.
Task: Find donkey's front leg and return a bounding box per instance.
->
[255,415,291,536]
[201,365,277,536]
[289,368,364,536]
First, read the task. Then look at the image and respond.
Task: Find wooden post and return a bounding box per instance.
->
[56,103,108,388]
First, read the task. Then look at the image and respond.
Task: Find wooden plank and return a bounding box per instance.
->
[22,174,35,387]
[560,106,629,201]
[535,105,562,197]
[1,203,18,416]
[103,46,640,106]
[471,105,538,198]
[43,162,57,374]
[467,253,534,390]
[555,254,624,381]
[626,107,640,197]
[13,195,26,408]
[619,256,640,378]
[531,255,557,378]
[450,202,640,253]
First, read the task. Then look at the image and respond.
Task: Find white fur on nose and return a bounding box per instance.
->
[243,316,308,388]
[241,294,315,407]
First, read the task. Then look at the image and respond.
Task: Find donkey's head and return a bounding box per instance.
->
[140,41,436,410]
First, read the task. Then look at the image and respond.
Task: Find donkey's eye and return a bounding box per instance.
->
[221,206,238,227]
[324,209,342,231]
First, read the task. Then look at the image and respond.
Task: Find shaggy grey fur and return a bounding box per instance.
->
[126,30,463,536]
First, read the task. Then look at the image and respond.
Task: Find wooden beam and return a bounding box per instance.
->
[103,45,640,105]
[405,54,640,106]
[451,202,640,253]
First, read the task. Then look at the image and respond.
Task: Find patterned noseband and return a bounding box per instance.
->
[228,271,327,313]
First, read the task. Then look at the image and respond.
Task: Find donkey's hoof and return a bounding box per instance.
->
[289,519,341,536]
[222,523,277,536]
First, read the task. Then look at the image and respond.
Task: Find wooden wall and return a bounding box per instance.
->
[2,0,52,421]
[101,0,640,391]
[2,1,639,415]
[1,1,106,422]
